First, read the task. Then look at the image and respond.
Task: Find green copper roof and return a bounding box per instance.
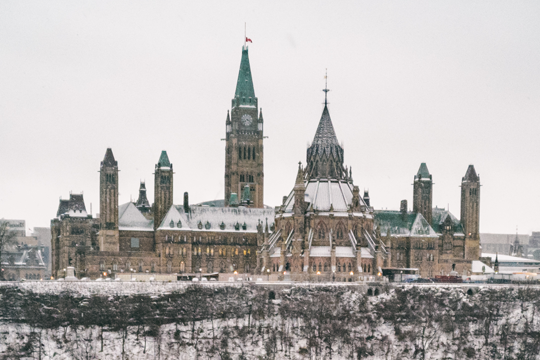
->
[233,47,256,107]
[415,163,431,179]
[229,193,239,206]
[242,184,251,203]
[157,151,171,168]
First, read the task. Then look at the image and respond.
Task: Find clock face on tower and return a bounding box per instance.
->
[241,114,253,126]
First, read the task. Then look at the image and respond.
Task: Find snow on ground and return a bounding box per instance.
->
[2,282,540,359]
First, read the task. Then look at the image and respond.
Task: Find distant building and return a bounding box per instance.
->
[1,243,47,281]
[1,219,50,280]
[2,219,26,237]
[481,253,540,274]
[480,233,530,256]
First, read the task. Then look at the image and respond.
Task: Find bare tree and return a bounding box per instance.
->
[0,220,17,280]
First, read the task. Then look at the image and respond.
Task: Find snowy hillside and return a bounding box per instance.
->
[1,282,540,359]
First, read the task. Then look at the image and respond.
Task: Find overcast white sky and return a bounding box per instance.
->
[1,1,539,234]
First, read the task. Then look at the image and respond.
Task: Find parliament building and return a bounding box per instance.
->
[51,43,481,280]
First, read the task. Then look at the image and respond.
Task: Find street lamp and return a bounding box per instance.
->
[199,268,202,280]
[266,268,270,282]
[317,271,321,282]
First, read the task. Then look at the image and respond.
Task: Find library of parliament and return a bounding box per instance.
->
[51,43,481,281]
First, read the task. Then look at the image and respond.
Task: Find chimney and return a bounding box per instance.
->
[183,192,189,213]
[400,200,408,221]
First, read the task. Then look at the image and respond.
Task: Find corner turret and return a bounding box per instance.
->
[413,163,433,224]
[154,151,173,229]
[461,164,480,259]
[98,148,119,252]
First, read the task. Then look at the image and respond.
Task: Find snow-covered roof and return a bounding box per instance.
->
[360,247,374,259]
[118,202,154,231]
[482,253,540,264]
[310,246,331,257]
[472,260,494,273]
[336,246,355,258]
[1,247,46,267]
[375,211,437,237]
[56,194,88,218]
[282,179,367,213]
[158,205,275,233]
[308,246,360,258]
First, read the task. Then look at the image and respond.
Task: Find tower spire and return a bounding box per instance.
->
[323,69,330,106]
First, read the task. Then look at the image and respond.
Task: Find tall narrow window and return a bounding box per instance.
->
[248,147,251,160]
[253,147,256,161]
[238,147,241,160]
[244,146,247,159]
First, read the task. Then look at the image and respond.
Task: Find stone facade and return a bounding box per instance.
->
[258,103,383,282]
[51,43,482,281]
[224,46,264,209]
[375,164,481,278]
[51,45,272,280]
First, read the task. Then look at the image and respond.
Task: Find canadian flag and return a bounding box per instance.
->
[246,37,252,43]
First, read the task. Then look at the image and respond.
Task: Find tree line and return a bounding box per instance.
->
[1,284,540,359]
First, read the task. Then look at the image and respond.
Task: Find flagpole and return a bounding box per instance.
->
[244,23,246,49]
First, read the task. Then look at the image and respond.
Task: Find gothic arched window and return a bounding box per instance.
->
[248,147,251,160]
[337,263,341,272]
[244,146,247,159]
[253,146,256,161]
[336,223,345,239]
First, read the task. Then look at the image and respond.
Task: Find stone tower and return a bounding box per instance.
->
[413,163,433,224]
[154,151,173,230]
[98,148,119,252]
[461,165,480,259]
[224,45,264,208]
